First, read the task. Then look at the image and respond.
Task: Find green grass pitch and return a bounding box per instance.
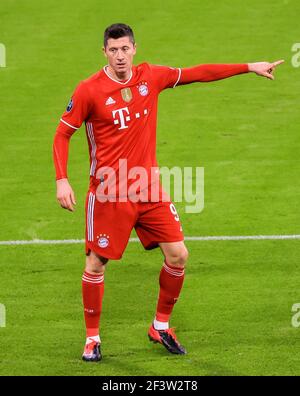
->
[0,0,300,376]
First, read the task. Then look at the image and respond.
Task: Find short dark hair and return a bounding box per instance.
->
[104,23,135,48]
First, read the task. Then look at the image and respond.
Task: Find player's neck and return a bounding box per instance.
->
[105,65,132,82]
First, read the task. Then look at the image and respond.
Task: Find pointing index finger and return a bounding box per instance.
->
[272,59,285,68]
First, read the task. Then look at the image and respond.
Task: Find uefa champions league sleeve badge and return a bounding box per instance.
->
[66,98,73,112]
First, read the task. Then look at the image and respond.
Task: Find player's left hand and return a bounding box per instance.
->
[248,60,285,80]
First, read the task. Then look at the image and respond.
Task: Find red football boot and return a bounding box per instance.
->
[148,325,187,355]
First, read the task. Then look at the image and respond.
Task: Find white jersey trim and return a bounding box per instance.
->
[173,68,182,88]
[103,65,133,85]
[60,118,78,130]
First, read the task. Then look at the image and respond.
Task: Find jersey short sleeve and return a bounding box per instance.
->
[60,81,91,130]
[149,64,181,92]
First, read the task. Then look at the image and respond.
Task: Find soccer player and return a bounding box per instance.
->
[53,23,284,362]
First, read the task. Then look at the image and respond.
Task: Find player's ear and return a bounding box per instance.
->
[133,43,137,55]
[102,46,107,58]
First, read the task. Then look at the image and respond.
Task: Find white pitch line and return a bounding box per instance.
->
[0,235,300,246]
[184,235,300,241]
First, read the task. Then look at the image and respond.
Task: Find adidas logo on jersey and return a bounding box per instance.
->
[105,97,116,105]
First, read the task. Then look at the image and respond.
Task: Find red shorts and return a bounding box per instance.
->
[85,190,184,259]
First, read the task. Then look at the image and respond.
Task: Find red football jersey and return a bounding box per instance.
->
[57,63,181,198]
[54,62,248,200]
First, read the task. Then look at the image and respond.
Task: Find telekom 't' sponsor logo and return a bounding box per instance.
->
[112,107,148,130]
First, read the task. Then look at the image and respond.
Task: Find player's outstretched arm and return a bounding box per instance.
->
[248,60,285,80]
[177,60,284,85]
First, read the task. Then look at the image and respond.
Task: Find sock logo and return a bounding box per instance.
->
[84,308,95,314]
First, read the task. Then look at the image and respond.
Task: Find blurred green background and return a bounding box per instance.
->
[0,0,299,375]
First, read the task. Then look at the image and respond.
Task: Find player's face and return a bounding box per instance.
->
[103,36,136,75]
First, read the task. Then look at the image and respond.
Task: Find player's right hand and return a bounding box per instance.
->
[56,178,76,212]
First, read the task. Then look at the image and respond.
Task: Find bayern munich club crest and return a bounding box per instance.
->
[137,82,149,97]
[97,234,110,248]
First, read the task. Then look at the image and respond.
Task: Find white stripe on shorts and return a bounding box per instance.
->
[87,192,95,242]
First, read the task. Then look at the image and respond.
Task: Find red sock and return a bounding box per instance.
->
[155,261,185,323]
[82,271,104,338]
